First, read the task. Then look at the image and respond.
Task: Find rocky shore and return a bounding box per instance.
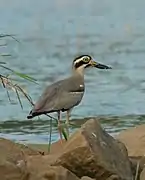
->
[0,118,145,180]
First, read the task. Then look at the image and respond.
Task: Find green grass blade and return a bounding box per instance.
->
[61,127,68,141]
[0,65,38,84]
[48,117,52,153]
[13,71,38,84]
[44,114,68,141]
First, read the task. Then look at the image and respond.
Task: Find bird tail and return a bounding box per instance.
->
[27,110,43,119]
[27,110,34,119]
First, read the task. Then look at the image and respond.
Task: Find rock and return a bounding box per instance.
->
[0,160,27,180]
[81,176,95,180]
[0,138,40,162]
[49,139,67,154]
[106,175,120,180]
[21,154,59,169]
[0,138,40,180]
[54,119,133,180]
[26,161,80,180]
[16,152,80,180]
[129,156,144,179]
[116,124,145,157]
[140,168,145,180]
[0,138,80,180]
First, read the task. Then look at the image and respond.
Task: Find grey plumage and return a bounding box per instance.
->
[27,74,84,118]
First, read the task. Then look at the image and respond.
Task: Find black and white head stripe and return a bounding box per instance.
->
[73,55,92,69]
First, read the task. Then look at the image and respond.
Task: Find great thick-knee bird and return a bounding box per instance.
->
[27,55,111,139]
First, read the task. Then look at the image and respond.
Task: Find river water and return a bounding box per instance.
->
[0,0,145,143]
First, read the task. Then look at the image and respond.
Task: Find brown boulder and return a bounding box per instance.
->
[20,154,59,170]
[26,158,80,180]
[140,168,145,180]
[0,138,39,162]
[16,152,80,180]
[49,139,67,154]
[129,156,144,179]
[0,160,27,180]
[81,176,95,180]
[116,124,145,157]
[106,175,120,180]
[54,119,133,180]
[0,138,39,180]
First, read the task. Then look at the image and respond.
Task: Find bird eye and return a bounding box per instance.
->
[83,57,89,63]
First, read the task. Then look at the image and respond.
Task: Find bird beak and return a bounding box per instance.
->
[90,60,112,69]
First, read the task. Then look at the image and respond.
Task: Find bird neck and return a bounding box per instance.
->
[72,66,85,78]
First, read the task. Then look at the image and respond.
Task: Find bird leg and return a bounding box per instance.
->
[57,111,63,143]
[65,110,70,137]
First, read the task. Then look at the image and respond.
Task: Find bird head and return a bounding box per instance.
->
[72,55,111,75]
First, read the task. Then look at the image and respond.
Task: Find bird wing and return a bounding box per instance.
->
[33,80,62,113]
[51,77,85,110]
[29,76,84,116]
[53,90,84,111]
